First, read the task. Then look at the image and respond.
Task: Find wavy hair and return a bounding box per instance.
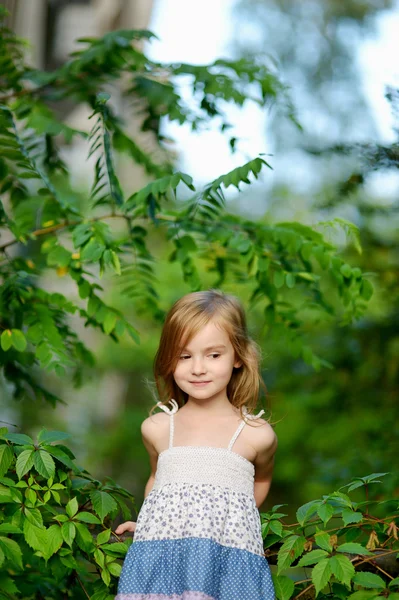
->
[148,289,272,425]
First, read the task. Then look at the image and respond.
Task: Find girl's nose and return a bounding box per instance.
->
[191,358,206,375]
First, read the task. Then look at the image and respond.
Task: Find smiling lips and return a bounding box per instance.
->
[190,381,211,385]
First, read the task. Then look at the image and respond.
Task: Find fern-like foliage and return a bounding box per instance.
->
[0,5,374,402]
[88,93,124,208]
[0,5,26,94]
[183,157,271,222]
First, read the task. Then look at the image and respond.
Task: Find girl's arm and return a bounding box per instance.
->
[141,415,163,489]
[144,473,155,498]
[140,412,170,496]
[253,423,278,509]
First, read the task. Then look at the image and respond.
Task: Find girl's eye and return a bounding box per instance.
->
[179,354,220,359]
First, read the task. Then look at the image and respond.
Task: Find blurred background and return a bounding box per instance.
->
[1,0,398,519]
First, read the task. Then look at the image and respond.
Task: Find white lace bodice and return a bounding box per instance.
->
[152,400,265,496]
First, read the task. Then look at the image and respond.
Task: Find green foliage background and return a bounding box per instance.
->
[0,1,398,598]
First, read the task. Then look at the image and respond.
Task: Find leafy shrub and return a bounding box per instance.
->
[1,428,398,599]
[0,426,134,599]
[0,5,373,404]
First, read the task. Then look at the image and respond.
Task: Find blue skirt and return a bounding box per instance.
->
[115,536,275,600]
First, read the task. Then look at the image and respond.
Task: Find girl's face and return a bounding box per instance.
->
[173,319,242,403]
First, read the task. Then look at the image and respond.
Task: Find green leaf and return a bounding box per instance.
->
[23,519,48,553]
[296,500,319,526]
[0,573,19,595]
[269,520,283,536]
[0,523,22,534]
[108,561,122,577]
[178,235,198,253]
[341,509,363,525]
[0,330,12,351]
[47,245,71,268]
[87,296,100,317]
[26,323,43,343]
[37,429,72,444]
[314,530,332,552]
[347,592,382,600]
[285,273,296,288]
[90,490,118,522]
[16,449,35,479]
[336,542,372,556]
[66,496,79,518]
[125,322,140,345]
[0,536,23,570]
[75,522,95,553]
[101,566,111,587]
[0,445,13,478]
[273,270,285,288]
[329,553,355,587]
[111,250,121,275]
[300,241,313,261]
[78,278,91,299]
[43,524,64,560]
[54,514,69,523]
[101,541,129,557]
[277,535,306,574]
[312,558,332,596]
[317,501,335,525]
[360,279,374,301]
[42,444,81,474]
[103,311,117,335]
[33,450,55,479]
[353,572,387,589]
[61,521,76,547]
[94,547,105,568]
[26,487,36,506]
[297,271,317,282]
[297,549,329,567]
[72,223,92,247]
[340,263,352,278]
[75,511,101,524]
[96,528,111,545]
[10,329,27,352]
[332,217,362,254]
[24,507,43,528]
[211,156,271,191]
[4,433,34,445]
[0,486,13,503]
[272,574,295,600]
[81,239,105,262]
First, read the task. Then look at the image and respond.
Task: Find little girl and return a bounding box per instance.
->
[114,289,278,600]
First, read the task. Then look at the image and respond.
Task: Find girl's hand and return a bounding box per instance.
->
[115,521,137,535]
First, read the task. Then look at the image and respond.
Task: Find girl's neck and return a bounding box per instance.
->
[183,396,236,417]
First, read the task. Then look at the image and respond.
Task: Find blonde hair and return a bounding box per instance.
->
[148,289,272,424]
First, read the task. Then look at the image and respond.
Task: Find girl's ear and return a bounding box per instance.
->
[234,358,242,369]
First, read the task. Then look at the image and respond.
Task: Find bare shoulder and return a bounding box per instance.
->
[247,417,278,482]
[141,411,169,438]
[141,411,170,450]
[248,417,278,455]
[140,412,170,475]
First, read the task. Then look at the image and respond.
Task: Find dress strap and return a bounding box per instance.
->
[156,399,179,449]
[227,406,265,451]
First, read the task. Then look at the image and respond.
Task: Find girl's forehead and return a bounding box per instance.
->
[181,320,231,348]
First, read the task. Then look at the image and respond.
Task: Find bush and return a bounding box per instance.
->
[1,427,398,599]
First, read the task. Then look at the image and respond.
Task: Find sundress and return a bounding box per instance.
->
[115,399,275,600]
